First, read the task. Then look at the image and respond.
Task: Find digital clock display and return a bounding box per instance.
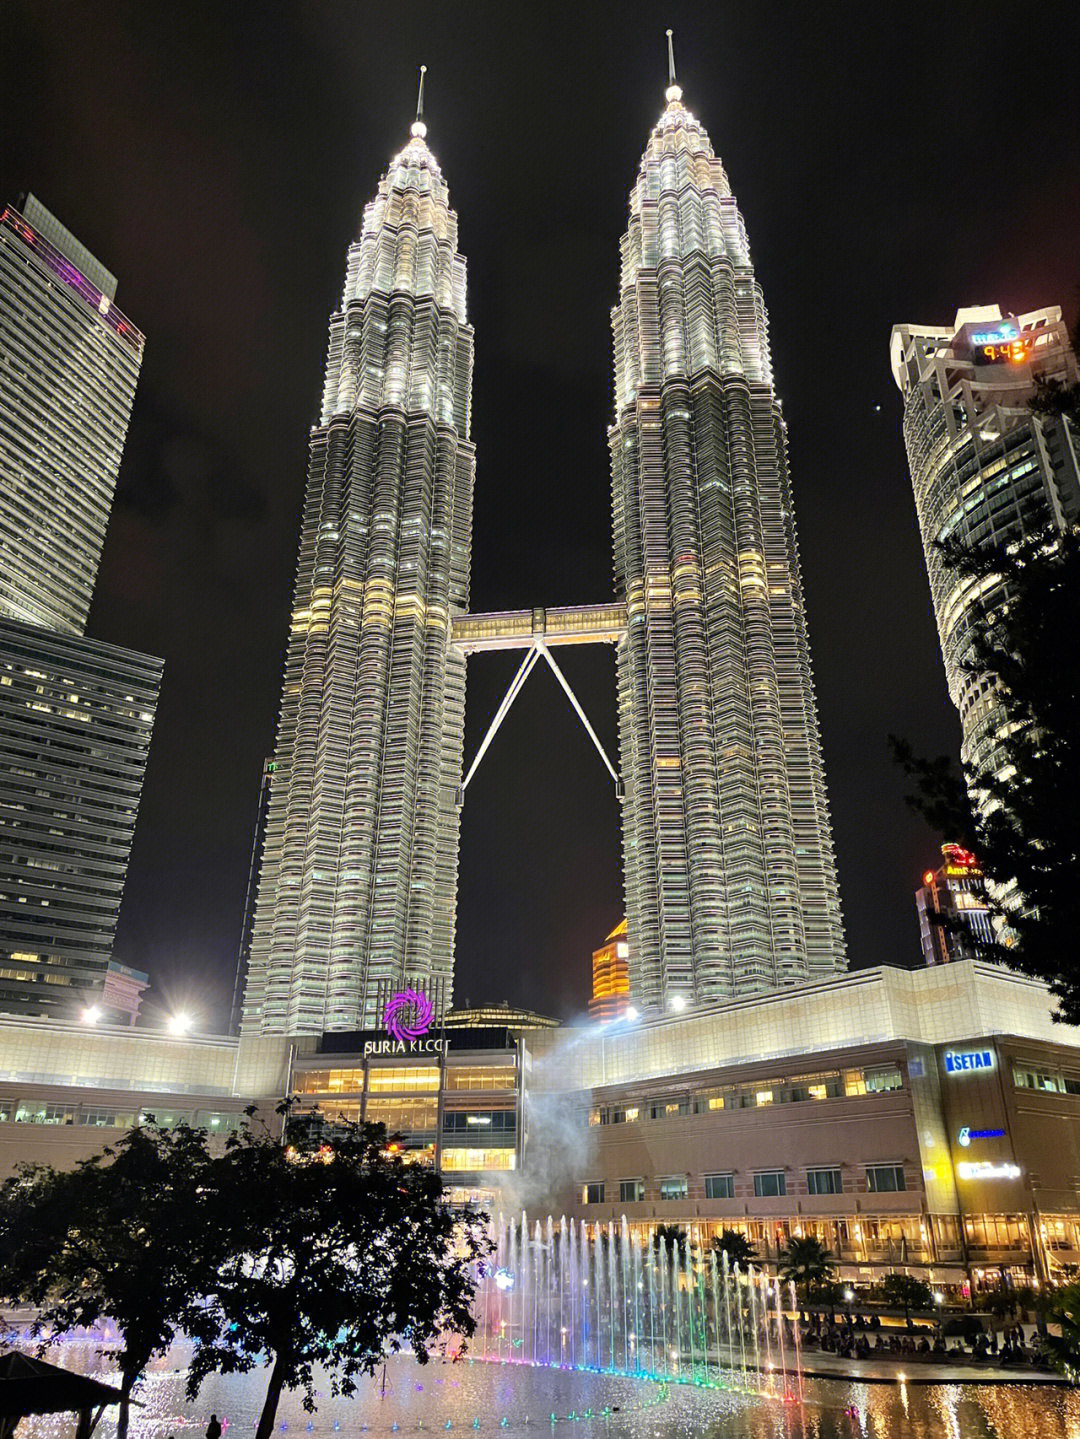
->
[977,333,1035,362]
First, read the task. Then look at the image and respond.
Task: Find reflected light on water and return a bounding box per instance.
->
[9,1341,1080,1439]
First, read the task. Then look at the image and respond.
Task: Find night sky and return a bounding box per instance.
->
[2,2,1077,1030]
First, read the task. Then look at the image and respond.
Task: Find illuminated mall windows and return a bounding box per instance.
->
[866,1164,906,1193]
[806,1167,843,1196]
[704,1173,734,1200]
[753,1171,786,1198]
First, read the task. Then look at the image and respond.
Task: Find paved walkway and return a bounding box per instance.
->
[793,1350,1066,1386]
[702,1346,1069,1386]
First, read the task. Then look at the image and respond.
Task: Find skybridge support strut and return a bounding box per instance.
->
[460,641,621,797]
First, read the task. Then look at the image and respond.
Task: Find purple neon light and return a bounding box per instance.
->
[383,988,434,1042]
[0,208,144,355]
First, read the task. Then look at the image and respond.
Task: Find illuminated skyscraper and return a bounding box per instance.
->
[915,843,993,967]
[243,95,475,1034]
[610,49,847,1010]
[0,197,143,634]
[588,919,631,1022]
[890,306,1080,780]
[0,196,159,1021]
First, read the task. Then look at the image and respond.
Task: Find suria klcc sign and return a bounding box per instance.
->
[363,989,446,1057]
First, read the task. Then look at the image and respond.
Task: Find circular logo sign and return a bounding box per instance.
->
[383,988,435,1042]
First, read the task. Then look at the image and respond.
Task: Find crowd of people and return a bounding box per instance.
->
[798,1312,1054,1371]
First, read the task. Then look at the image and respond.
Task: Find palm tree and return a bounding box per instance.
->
[652,1223,689,1256]
[778,1235,836,1299]
[1040,1280,1080,1377]
[710,1228,758,1270]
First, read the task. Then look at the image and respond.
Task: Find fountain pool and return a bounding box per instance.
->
[10,1341,1080,1439]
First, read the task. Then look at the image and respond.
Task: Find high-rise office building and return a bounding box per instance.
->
[0,198,144,635]
[915,843,993,968]
[0,619,161,1019]
[609,63,847,1010]
[0,196,160,1020]
[890,306,1080,778]
[242,108,475,1034]
[588,919,631,1023]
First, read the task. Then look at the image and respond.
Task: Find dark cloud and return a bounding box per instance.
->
[2,0,1078,1027]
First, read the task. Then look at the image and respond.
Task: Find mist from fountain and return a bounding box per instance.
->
[472,1213,802,1400]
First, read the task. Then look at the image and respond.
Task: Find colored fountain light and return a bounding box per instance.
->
[473,1212,804,1402]
[383,988,435,1043]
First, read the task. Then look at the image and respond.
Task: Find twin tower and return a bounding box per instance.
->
[241,68,847,1035]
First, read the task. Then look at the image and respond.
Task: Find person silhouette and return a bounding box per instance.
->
[206,1415,222,1439]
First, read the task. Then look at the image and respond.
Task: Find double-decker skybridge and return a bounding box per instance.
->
[451,604,627,796]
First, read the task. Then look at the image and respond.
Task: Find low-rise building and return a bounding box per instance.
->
[3,961,1079,1287]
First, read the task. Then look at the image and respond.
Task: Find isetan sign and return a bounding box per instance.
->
[944,1049,994,1074]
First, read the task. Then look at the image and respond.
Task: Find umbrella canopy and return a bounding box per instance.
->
[0,1350,125,1417]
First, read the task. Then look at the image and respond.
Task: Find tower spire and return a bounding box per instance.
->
[412,65,427,138]
[665,30,682,103]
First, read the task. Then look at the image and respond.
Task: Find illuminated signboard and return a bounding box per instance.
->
[957,1126,1006,1147]
[970,323,1020,347]
[957,1160,1021,1180]
[383,987,434,1042]
[969,325,1030,365]
[944,1049,994,1073]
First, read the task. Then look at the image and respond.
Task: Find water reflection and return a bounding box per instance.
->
[9,1342,1080,1439]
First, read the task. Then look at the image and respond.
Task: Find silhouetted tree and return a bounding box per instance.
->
[185,1106,490,1439]
[778,1236,835,1299]
[1040,1279,1080,1379]
[0,1120,215,1439]
[891,524,1080,1021]
[710,1228,758,1270]
[651,1223,690,1256]
[881,1272,933,1322]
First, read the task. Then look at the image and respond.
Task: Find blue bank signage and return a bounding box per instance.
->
[944,1048,994,1074]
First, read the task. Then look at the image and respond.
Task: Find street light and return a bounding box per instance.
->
[82,1004,102,1025]
[167,1011,193,1035]
[669,995,687,1012]
[625,1005,640,1021]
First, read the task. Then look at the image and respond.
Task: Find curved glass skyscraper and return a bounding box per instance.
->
[610,75,846,1009]
[243,113,474,1034]
[890,306,1080,780]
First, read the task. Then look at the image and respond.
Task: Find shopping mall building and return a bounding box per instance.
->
[3,960,1080,1287]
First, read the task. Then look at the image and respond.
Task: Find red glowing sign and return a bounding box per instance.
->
[941,844,977,869]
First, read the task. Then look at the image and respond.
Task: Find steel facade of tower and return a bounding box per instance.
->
[890,306,1080,779]
[242,118,475,1034]
[246,77,849,1035]
[609,84,846,1009]
[0,201,143,635]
